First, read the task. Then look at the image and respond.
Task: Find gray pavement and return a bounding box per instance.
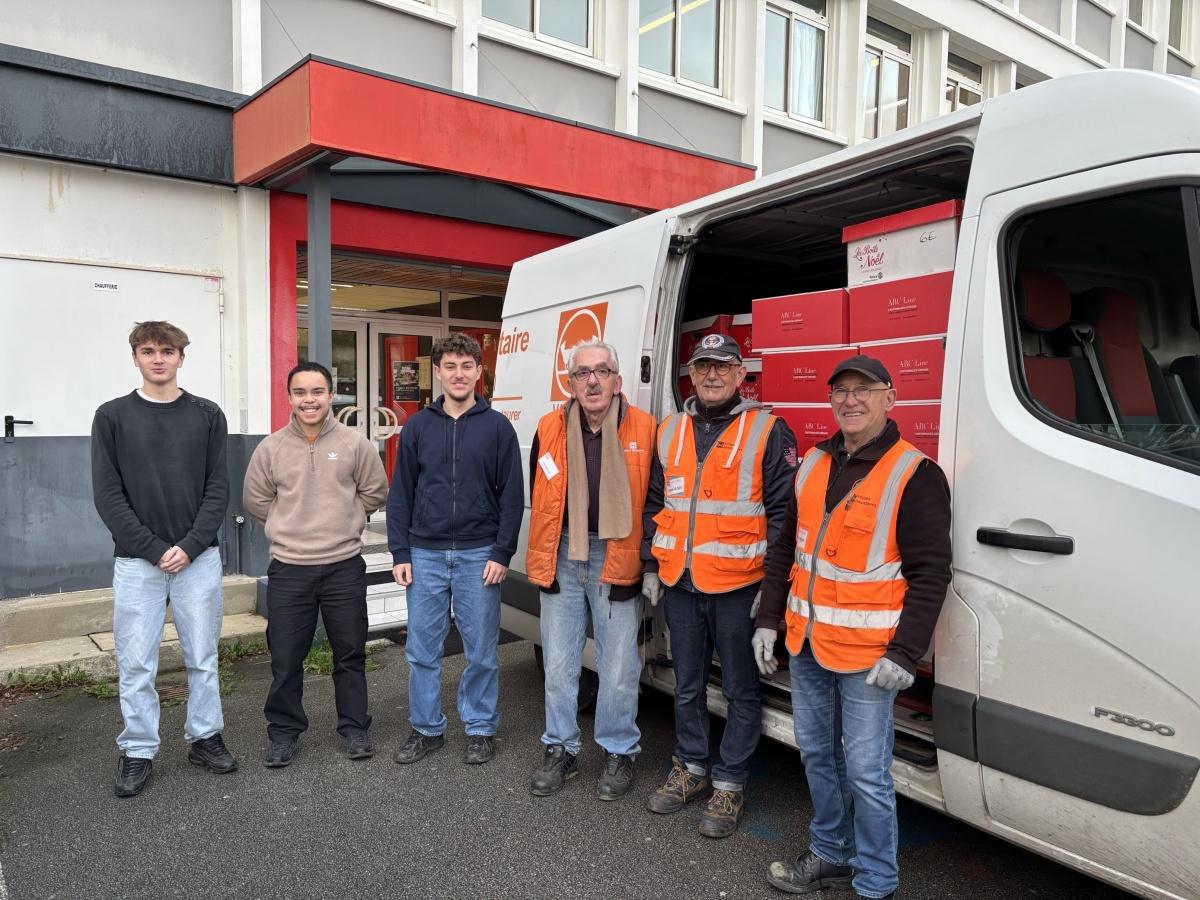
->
[0,641,1128,899]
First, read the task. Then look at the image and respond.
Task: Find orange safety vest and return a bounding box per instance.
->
[525,398,655,589]
[651,408,775,593]
[784,440,926,672]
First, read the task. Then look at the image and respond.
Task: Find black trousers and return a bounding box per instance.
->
[264,555,370,740]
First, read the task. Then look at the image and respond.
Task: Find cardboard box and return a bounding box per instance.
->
[859,335,946,402]
[760,345,858,404]
[752,289,849,350]
[848,272,953,343]
[890,401,941,460]
[679,314,734,365]
[730,313,755,360]
[677,358,761,402]
[843,200,962,287]
[768,403,836,453]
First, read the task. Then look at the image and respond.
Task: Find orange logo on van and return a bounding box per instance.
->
[551,302,609,400]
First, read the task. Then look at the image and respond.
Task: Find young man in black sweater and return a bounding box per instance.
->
[91,321,235,798]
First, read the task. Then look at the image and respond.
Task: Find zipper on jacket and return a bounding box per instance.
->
[802,485,857,645]
[451,417,458,550]
[308,440,316,473]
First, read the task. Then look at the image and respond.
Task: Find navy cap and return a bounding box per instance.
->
[687,333,743,365]
[827,354,893,388]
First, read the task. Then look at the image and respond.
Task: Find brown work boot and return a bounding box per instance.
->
[698,787,744,838]
[645,756,710,814]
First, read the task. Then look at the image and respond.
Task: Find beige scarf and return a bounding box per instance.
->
[566,398,632,561]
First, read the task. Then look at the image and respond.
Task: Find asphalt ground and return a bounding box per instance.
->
[0,640,1130,900]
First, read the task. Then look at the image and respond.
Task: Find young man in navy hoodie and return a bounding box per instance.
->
[388,333,523,766]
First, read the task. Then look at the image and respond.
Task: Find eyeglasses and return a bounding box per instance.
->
[570,366,616,383]
[691,361,736,376]
[829,386,890,403]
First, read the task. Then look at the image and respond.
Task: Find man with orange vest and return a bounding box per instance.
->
[525,339,656,801]
[641,333,797,838]
[759,355,951,900]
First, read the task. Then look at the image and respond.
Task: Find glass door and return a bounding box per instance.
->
[368,321,446,481]
[297,317,369,435]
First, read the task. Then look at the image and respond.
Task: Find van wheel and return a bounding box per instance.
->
[533,644,599,715]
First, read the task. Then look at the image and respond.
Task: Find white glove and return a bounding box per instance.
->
[865,657,914,691]
[642,572,664,608]
[749,590,762,619]
[751,627,779,676]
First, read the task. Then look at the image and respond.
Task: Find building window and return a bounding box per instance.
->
[1169,0,1188,50]
[944,53,983,115]
[483,0,591,50]
[863,18,911,139]
[639,0,723,90]
[1127,0,1147,27]
[764,1,828,124]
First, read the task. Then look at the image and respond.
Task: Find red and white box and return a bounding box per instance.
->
[858,336,946,402]
[768,403,836,453]
[890,401,941,460]
[848,272,953,343]
[752,289,849,350]
[729,313,756,360]
[760,345,857,404]
[843,200,962,287]
[679,314,734,365]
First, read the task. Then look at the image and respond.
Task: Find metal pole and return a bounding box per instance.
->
[306,160,333,369]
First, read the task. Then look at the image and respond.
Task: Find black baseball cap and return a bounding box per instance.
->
[827,354,893,388]
[687,333,743,365]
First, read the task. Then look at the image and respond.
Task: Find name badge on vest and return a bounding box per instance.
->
[538,454,560,480]
[666,475,686,497]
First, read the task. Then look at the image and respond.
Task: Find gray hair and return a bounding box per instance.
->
[567,339,620,374]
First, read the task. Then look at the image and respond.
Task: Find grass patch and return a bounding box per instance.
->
[84,681,119,699]
[217,636,269,696]
[4,665,96,691]
[302,640,384,676]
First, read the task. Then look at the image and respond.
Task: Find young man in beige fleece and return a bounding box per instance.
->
[244,361,389,767]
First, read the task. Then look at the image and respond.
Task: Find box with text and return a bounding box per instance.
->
[842,199,961,287]
[752,289,849,350]
[760,345,858,403]
[848,272,953,343]
[859,336,946,402]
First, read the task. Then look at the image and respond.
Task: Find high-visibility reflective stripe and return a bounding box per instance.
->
[663,497,765,517]
[792,449,828,569]
[787,596,902,629]
[693,540,768,559]
[735,411,774,499]
[658,414,683,463]
[653,533,677,550]
[865,449,924,571]
[794,556,905,583]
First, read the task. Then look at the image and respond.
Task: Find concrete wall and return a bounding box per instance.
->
[637,87,742,162]
[0,0,233,90]
[761,124,842,176]
[478,38,615,129]
[260,0,453,87]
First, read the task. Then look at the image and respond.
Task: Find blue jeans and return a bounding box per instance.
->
[663,582,761,789]
[112,547,224,758]
[540,536,642,757]
[789,645,899,899]
[406,546,501,737]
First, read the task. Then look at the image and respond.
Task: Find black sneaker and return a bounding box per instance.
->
[529,744,578,796]
[262,736,299,768]
[596,752,635,801]
[341,729,375,761]
[464,735,495,765]
[187,733,238,774]
[394,730,444,765]
[766,852,854,894]
[114,754,153,797]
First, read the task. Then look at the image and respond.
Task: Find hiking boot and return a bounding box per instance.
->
[529,744,578,796]
[341,729,375,761]
[394,730,444,765]
[187,733,238,774]
[645,756,709,814]
[464,735,496,765]
[114,755,153,797]
[263,736,299,768]
[596,752,635,801]
[766,852,854,894]
[699,787,745,838]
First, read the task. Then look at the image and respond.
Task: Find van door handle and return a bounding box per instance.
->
[976,527,1074,555]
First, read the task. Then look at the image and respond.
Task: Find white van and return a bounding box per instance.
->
[491,69,1200,900]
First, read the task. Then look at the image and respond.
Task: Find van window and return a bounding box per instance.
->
[1008,185,1200,470]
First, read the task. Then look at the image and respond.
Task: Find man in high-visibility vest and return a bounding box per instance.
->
[641,333,797,839]
[524,339,655,801]
[759,355,951,900]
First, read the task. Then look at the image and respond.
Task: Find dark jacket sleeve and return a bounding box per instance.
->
[760,418,798,573]
[90,409,171,565]
[885,459,953,674]
[639,450,665,573]
[757,491,797,631]
[387,418,421,565]
[177,406,230,562]
[490,415,525,567]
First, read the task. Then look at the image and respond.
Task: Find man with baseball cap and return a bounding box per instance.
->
[757,354,951,899]
[640,333,797,838]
